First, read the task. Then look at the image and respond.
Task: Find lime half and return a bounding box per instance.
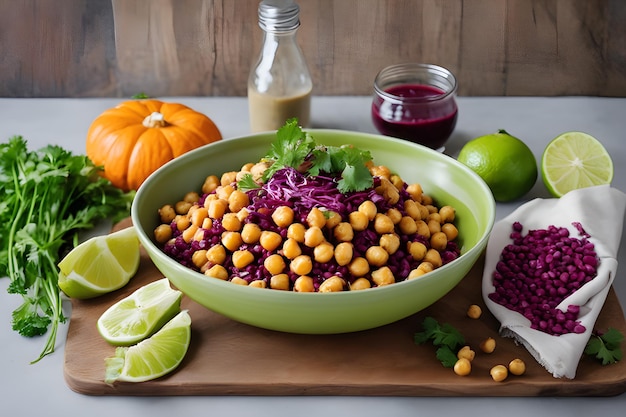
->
[541,131,614,197]
[58,226,140,299]
[104,310,191,384]
[97,278,182,346]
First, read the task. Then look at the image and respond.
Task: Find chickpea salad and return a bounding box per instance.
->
[153,119,461,292]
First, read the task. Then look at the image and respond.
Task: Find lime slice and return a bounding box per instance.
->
[541,131,614,197]
[58,226,141,299]
[104,310,191,384]
[97,278,182,346]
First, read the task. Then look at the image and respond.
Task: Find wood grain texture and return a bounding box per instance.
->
[62,220,626,397]
[1,0,625,98]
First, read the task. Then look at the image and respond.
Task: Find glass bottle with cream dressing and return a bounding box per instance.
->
[248,0,312,132]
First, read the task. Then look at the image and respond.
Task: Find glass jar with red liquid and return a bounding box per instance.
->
[371,63,458,150]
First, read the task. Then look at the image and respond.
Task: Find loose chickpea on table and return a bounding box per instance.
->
[154,159,462,292]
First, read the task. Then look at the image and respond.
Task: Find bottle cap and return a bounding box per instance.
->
[258,0,300,32]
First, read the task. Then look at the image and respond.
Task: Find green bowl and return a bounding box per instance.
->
[131,130,495,334]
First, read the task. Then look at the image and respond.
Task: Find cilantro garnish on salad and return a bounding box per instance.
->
[241,119,374,194]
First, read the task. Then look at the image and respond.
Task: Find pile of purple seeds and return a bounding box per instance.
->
[488,221,599,336]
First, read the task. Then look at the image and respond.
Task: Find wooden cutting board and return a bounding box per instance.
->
[64,221,626,397]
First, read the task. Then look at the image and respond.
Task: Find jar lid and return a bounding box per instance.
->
[258,0,300,32]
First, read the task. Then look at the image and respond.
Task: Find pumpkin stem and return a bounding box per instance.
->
[143,111,168,128]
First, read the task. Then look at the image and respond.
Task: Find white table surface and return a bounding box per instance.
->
[1,96,625,416]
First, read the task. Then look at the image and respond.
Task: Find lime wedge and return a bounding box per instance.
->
[58,226,141,299]
[97,278,182,346]
[104,310,191,384]
[541,131,614,197]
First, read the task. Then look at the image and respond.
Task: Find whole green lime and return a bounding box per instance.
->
[457,130,538,202]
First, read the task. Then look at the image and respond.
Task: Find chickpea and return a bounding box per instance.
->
[365,245,389,267]
[259,230,282,251]
[453,358,472,376]
[205,264,229,280]
[222,231,243,252]
[467,304,483,319]
[282,238,303,259]
[222,213,242,232]
[417,203,430,220]
[249,279,267,289]
[423,248,442,268]
[190,206,209,227]
[175,215,191,232]
[333,222,354,242]
[158,204,176,223]
[240,162,254,173]
[370,164,391,179]
[385,208,402,224]
[404,200,420,220]
[183,191,199,203]
[175,200,193,215]
[415,220,430,238]
[371,266,395,286]
[304,226,325,247]
[457,345,476,361]
[358,200,377,220]
[294,275,314,292]
[203,194,217,207]
[376,178,400,204]
[407,241,427,261]
[398,216,418,235]
[439,205,455,223]
[490,364,508,382]
[324,210,342,229]
[228,190,249,213]
[241,223,262,244]
[201,217,213,230]
[230,276,249,286]
[422,194,433,205]
[216,184,235,201]
[427,218,441,235]
[290,255,313,276]
[349,211,369,231]
[318,276,345,292]
[232,250,255,269]
[379,233,400,255]
[408,261,434,279]
[191,249,208,269]
[182,224,199,243]
[442,223,459,241]
[334,242,354,266]
[373,213,395,234]
[313,241,334,263]
[430,231,448,251]
[220,171,237,186]
[306,207,326,228]
[202,175,220,194]
[206,244,227,264]
[272,206,294,228]
[236,207,250,222]
[154,224,173,243]
[193,228,206,242]
[250,162,270,181]
[207,198,228,219]
[270,274,290,291]
[427,212,441,225]
[480,337,496,354]
[348,257,370,277]
[405,183,423,202]
[263,254,286,275]
[390,174,404,190]
[287,223,306,242]
[349,277,371,290]
[508,359,526,376]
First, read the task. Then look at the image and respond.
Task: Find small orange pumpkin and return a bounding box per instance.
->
[86,99,222,191]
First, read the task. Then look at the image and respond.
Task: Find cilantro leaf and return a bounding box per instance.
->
[262,118,315,181]
[585,328,623,365]
[414,316,465,367]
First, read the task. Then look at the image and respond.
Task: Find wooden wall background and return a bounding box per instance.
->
[1,0,624,98]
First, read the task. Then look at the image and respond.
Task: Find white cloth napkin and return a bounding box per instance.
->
[482,185,626,379]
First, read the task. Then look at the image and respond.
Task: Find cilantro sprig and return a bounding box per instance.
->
[259,119,374,193]
[0,136,134,363]
[414,316,466,368]
[584,328,623,365]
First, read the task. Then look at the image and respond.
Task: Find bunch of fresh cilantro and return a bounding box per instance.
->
[240,118,374,194]
[0,136,134,363]
[414,316,466,367]
[585,328,623,365]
